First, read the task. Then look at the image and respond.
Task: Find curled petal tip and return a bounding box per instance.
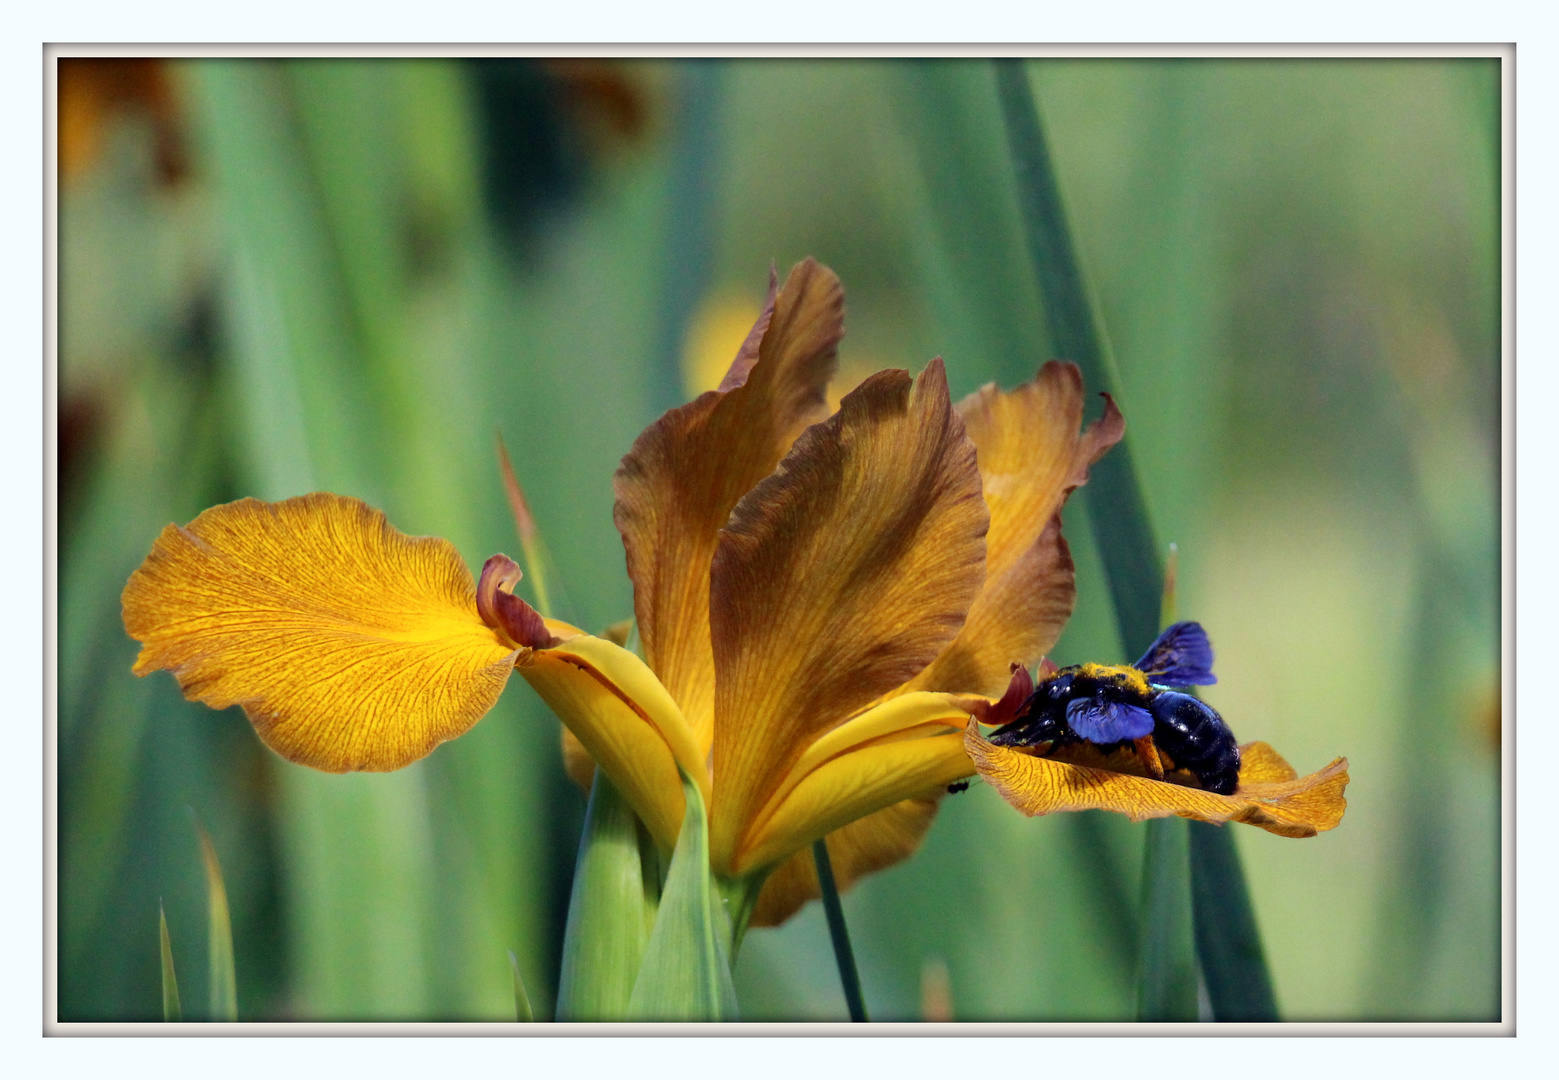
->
[971,663,1034,727]
[477,554,555,649]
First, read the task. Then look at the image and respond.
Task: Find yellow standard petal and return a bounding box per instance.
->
[613,259,843,752]
[708,359,988,873]
[964,720,1349,838]
[517,634,708,850]
[121,494,519,772]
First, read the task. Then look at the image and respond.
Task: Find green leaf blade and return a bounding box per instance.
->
[1190,822,1279,1021]
[625,771,737,1022]
[507,950,535,1022]
[1136,817,1198,1021]
[995,58,1280,1023]
[196,824,237,1022]
[555,771,656,1020]
[159,900,182,1022]
[994,57,1163,658]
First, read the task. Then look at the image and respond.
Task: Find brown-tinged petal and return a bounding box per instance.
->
[904,363,1124,697]
[708,359,988,871]
[121,494,518,772]
[902,514,1075,697]
[749,798,940,928]
[964,721,1349,838]
[517,634,708,849]
[613,260,842,751]
[960,363,1122,580]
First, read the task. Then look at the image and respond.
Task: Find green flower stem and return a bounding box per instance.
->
[813,838,869,1022]
[716,870,766,960]
[994,58,1276,1021]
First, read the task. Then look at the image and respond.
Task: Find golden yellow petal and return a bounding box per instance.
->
[517,634,708,850]
[958,363,1117,580]
[749,798,940,928]
[121,494,518,772]
[739,691,976,872]
[557,621,661,795]
[903,364,1124,697]
[902,514,1075,697]
[737,730,973,875]
[964,721,1349,838]
[613,260,842,752]
[708,359,988,871]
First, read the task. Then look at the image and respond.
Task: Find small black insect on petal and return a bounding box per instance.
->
[946,780,971,795]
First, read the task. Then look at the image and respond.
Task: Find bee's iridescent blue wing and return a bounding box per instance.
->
[1065,698,1155,743]
[1133,621,1217,686]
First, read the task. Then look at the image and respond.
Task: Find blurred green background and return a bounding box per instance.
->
[55,56,1500,1023]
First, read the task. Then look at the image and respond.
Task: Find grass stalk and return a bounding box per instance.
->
[994,58,1276,1021]
[813,837,869,1022]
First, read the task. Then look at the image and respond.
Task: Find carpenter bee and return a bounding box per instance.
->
[989,621,1241,794]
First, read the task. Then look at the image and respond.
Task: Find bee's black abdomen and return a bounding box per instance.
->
[1149,691,1240,795]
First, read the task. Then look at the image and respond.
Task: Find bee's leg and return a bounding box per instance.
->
[1133,735,1166,781]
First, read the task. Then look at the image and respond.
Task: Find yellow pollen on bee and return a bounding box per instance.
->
[1075,662,1152,698]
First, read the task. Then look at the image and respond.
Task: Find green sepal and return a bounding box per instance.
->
[159,900,182,1022]
[625,769,738,1021]
[554,769,657,1020]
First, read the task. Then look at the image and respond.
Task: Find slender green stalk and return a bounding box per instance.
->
[813,838,869,1022]
[158,900,182,1022]
[995,58,1277,1022]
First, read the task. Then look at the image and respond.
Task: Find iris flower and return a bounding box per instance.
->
[122,259,1123,925]
[122,258,1342,935]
